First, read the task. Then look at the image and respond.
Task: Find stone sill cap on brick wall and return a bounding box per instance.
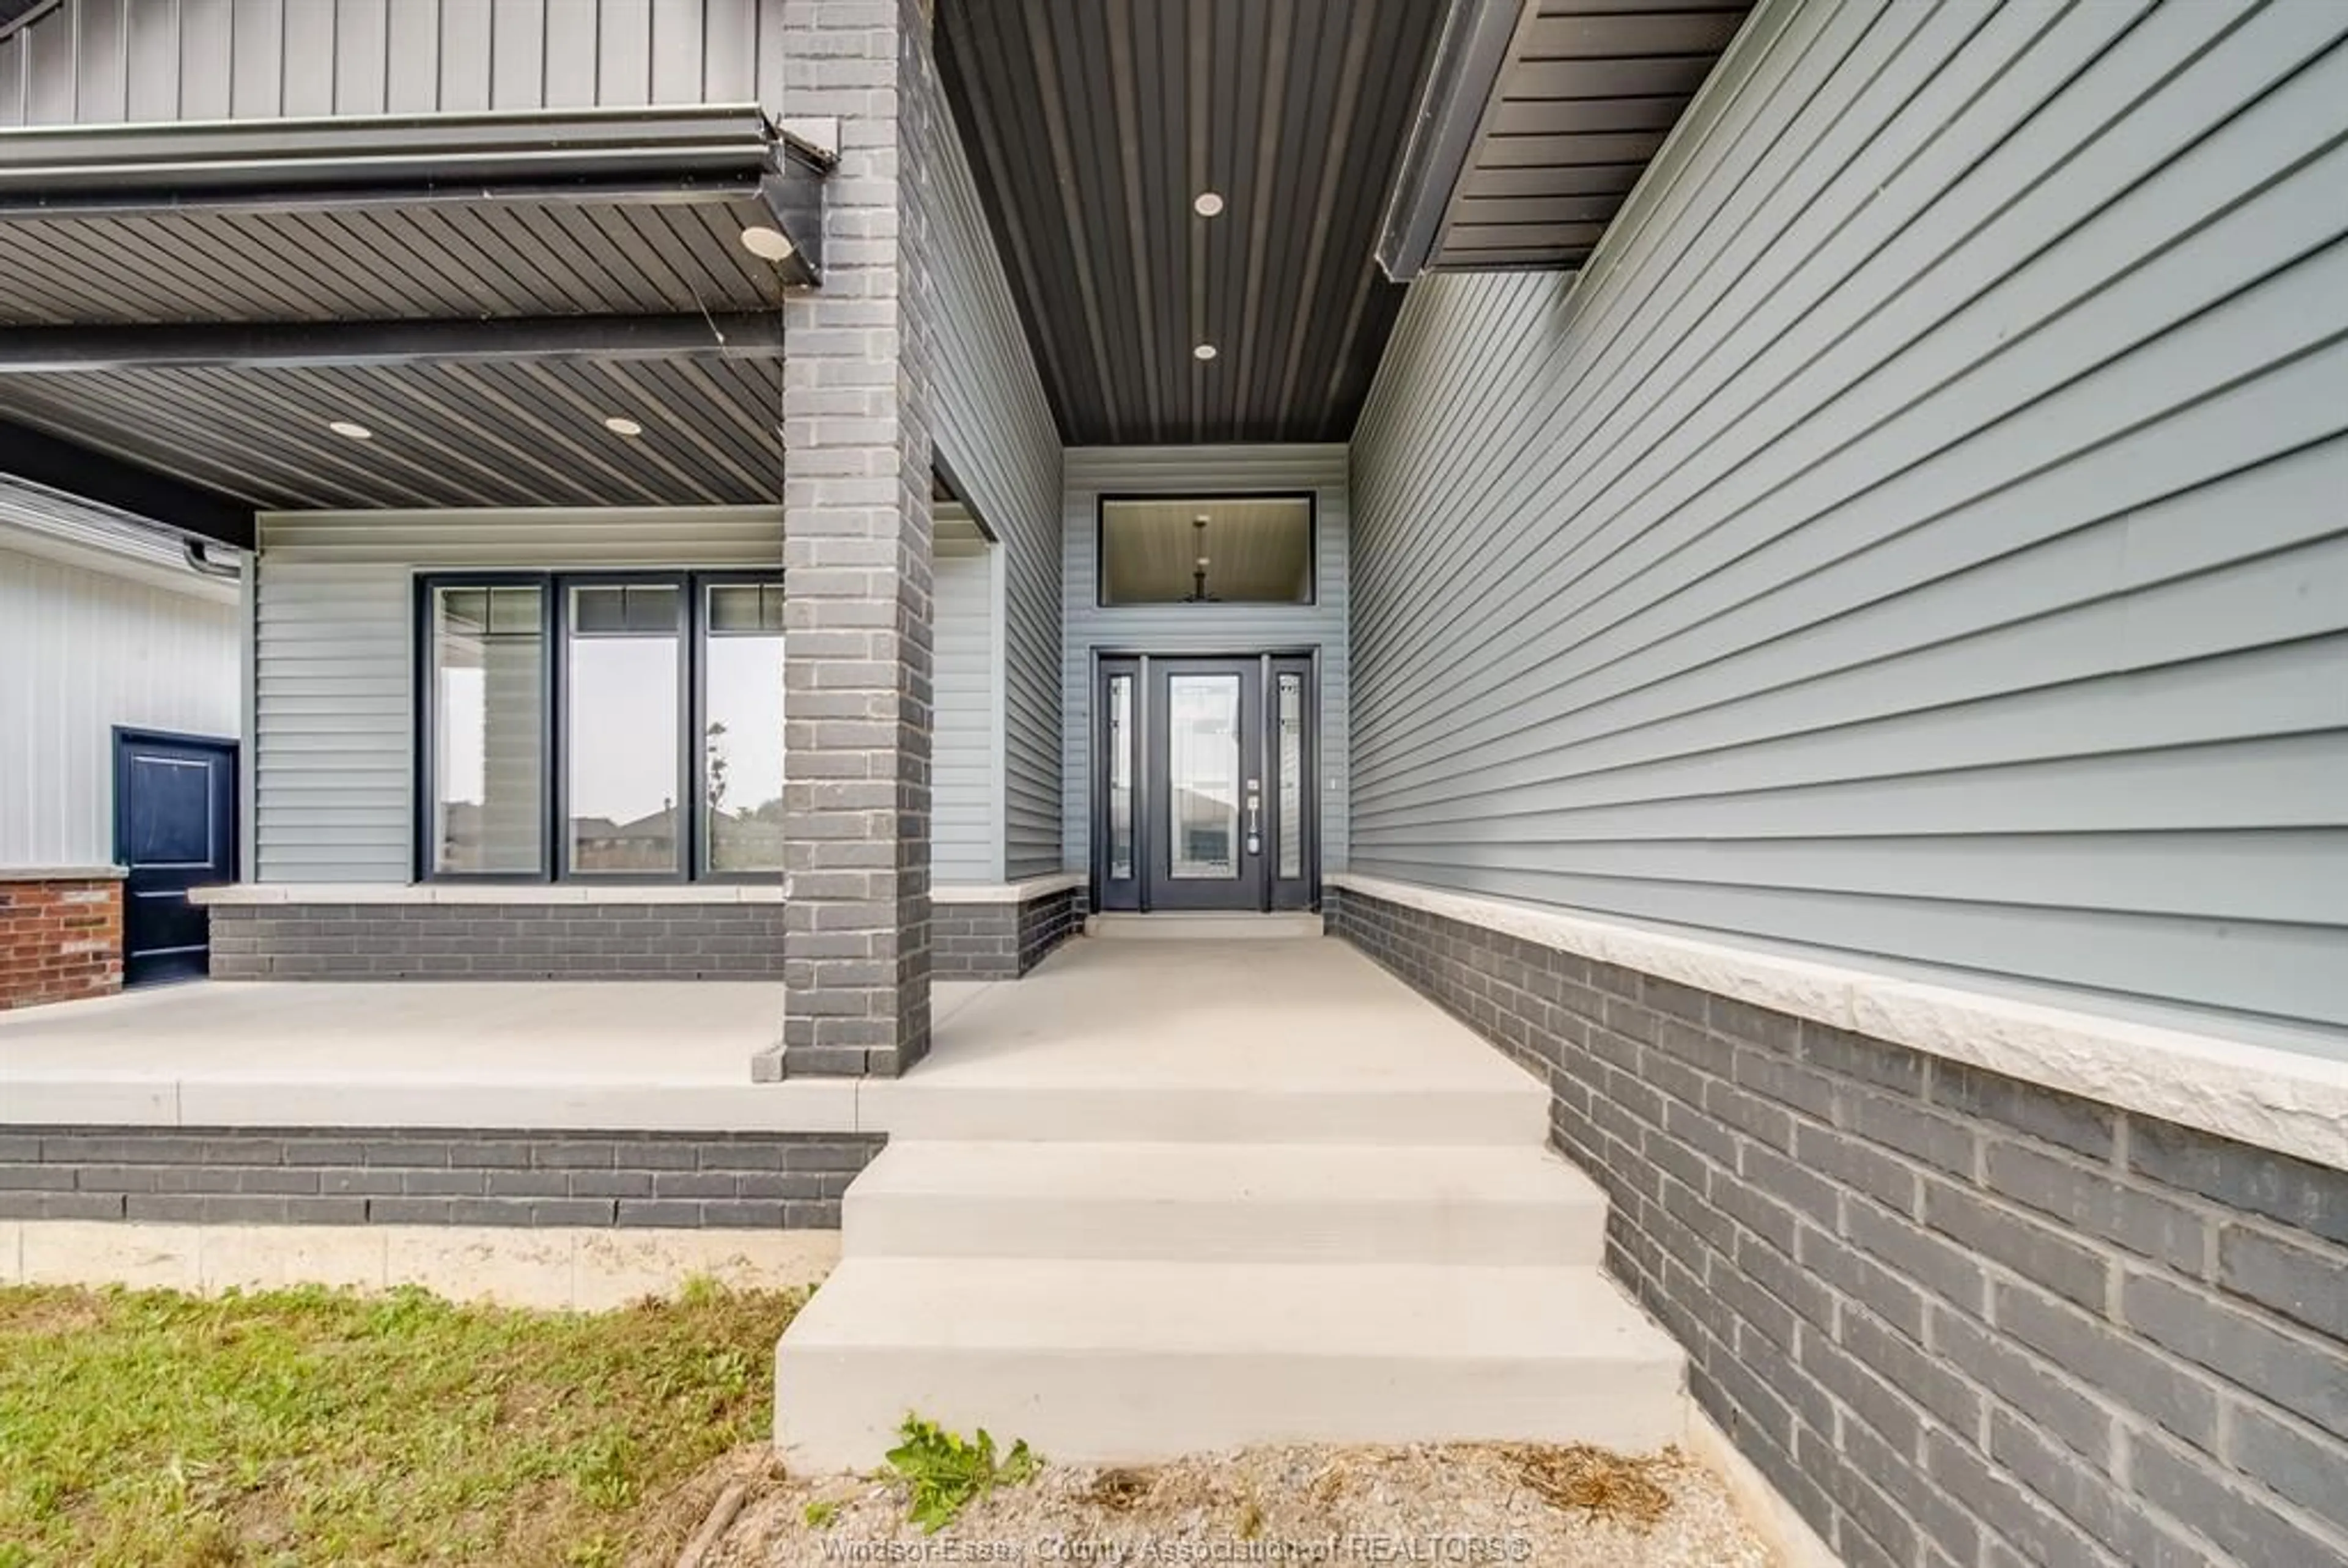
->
[931,872,1085,905]
[190,882,785,907]
[1,866,127,882]
[1328,873,2348,1175]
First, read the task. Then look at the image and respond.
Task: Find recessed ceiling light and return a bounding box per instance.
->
[1193,191,1225,218]
[603,416,644,438]
[739,225,796,262]
[327,420,372,440]
[1193,343,1218,361]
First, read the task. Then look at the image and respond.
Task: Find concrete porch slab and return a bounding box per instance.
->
[871,937,1549,1143]
[0,980,929,1132]
[0,940,1520,1139]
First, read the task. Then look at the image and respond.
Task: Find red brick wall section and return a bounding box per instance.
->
[0,878,123,1010]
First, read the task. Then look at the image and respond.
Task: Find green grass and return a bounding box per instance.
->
[0,1278,804,1568]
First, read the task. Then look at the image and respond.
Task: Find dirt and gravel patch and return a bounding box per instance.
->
[679,1440,1776,1567]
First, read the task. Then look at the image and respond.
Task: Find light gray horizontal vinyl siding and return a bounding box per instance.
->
[1062,444,1351,878]
[932,513,997,885]
[253,507,781,883]
[0,0,788,123]
[1348,0,2348,1037]
[928,84,1065,882]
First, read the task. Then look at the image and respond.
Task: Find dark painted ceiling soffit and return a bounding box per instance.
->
[0,356,786,512]
[1379,0,1752,278]
[0,107,817,510]
[938,0,1447,446]
[0,106,828,315]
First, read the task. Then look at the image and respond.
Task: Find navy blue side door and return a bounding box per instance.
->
[113,729,238,987]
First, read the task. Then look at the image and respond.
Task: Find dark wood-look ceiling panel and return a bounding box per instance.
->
[1428,1,1751,273]
[1473,130,1672,169]
[1519,8,1749,59]
[0,355,782,509]
[0,194,788,326]
[937,0,1447,446]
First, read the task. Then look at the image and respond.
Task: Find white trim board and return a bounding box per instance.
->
[1327,874,2348,1175]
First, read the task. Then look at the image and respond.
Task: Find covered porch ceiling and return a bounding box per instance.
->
[1380,0,1754,275]
[0,105,822,534]
[937,0,1749,446]
[937,0,1447,447]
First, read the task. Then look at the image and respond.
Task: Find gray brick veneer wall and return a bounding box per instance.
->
[1327,887,2348,1568]
[934,888,1082,980]
[207,904,788,980]
[0,1128,884,1228]
[1017,887,1081,974]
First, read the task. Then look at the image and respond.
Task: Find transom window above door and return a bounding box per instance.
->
[1099,495,1315,606]
[418,572,785,883]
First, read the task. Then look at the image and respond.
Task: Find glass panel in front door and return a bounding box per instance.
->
[1277,673,1303,880]
[1166,673,1242,880]
[1107,672,1135,880]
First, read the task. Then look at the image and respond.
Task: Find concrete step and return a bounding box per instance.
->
[844,1140,1606,1266]
[1086,912,1324,939]
[774,1257,1684,1468]
[868,1072,1548,1146]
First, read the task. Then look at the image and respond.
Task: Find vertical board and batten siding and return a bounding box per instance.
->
[251,508,781,884]
[1062,444,1351,877]
[0,544,239,868]
[1348,0,2348,1037]
[927,86,1065,882]
[0,0,796,123]
[931,506,999,885]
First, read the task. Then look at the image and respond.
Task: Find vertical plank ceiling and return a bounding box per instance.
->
[937,0,1446,446]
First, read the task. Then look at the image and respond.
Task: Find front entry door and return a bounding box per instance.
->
[1146,658,1260,911]
[1096,655,1315,913]
[113,728,238,987]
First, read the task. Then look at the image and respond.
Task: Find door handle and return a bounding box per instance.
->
[1246,790,1261,855]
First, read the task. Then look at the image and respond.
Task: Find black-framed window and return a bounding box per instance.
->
[417,571,785,883]
[1098,493,1316,606]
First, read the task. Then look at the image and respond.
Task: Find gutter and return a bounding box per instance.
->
[0,474,243,602]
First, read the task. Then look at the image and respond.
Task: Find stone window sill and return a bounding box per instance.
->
[931,873,1085,905]
[190,883,785,907]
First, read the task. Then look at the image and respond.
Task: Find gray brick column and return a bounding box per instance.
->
[773,0,937,1078]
